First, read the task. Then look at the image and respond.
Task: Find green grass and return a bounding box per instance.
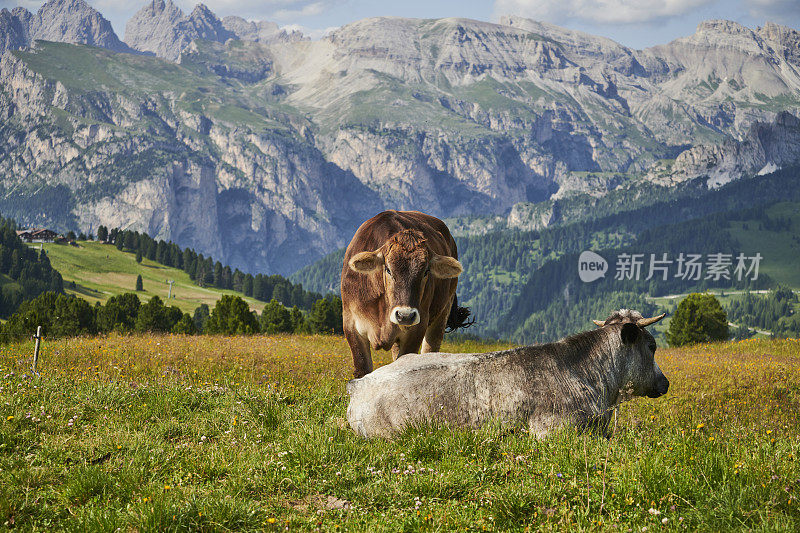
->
[728,202,800,288]
[15,42,210,94]
[35,241,264,314]
[1,334,799,530]
[12,42,291,132]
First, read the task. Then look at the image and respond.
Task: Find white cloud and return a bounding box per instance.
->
[2,0,42,10]
[272,1,327,20]
[173,0,340,21]
[745,0,800,18]
[493,0,716,25]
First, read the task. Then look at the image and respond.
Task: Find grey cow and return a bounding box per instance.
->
[346,309,668,438]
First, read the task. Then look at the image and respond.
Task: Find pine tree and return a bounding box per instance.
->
[204,295,259,335]
[260,299,292,334]
[290,306,305,333]
[135,274,144,292]
[667,293,728,347]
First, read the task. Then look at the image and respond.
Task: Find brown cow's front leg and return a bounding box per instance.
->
[346,329,373,378]
[422,298,453,353]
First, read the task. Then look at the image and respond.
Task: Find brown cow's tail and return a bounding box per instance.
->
[445,294,474,333]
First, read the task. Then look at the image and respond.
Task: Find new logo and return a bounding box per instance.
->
[578,251,608,283]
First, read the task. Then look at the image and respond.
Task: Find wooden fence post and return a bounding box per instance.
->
[31,326,42,376]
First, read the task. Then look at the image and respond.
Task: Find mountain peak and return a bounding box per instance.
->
[695,19,753,36]
[125,0,235,60]
[220,15,302,43]
[142,0,184,21]
[188,3,233,42]
[148,0,180,13]
[125,1,301,60]
[191,3,215,17]
[125,0,193,60]
[0,0,130,54]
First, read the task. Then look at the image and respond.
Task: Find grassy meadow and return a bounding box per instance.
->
[1,334,799,531]
[36,241,264,314]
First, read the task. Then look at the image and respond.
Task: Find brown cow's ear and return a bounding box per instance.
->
[430,255,463,278]
[621,323,640,345]
[349,251,384,273]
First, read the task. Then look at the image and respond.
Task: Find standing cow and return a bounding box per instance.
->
[341,210,470,378]
[347,309,668,438]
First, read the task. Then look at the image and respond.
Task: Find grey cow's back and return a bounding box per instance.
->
[346,348,543,438]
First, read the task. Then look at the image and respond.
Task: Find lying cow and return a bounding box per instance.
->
[347,309,668,438]
[341,210,471,378]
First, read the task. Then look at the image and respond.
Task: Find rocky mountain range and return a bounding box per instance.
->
[0,0,799,274]
[124,0,304,61]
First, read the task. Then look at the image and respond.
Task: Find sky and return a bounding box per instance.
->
[3,0,800,49]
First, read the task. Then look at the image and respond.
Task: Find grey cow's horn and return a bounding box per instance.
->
[637,313,666,327]
[592,319,605,327]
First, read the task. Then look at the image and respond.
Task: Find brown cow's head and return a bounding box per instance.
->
[349,229,462,326]
[594,309,669,398]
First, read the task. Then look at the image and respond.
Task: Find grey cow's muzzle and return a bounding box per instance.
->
[647,374,670,398]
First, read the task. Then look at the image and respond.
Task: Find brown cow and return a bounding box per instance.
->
[341,210,469,378]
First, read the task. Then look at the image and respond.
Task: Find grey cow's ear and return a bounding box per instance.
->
[349,251,384,273]
[430,255,463,278]
[621,323,640,345]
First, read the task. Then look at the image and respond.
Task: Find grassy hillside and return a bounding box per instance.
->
[729,202,800,288]
[35,241,264,314]
[1,334,799,530]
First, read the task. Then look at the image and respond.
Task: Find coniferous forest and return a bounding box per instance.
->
[98,226,325,311]
[0,216,63,317]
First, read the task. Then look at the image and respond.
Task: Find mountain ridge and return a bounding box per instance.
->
[0,0,132,55]
[124,0,305,61]
[0,1,799,274]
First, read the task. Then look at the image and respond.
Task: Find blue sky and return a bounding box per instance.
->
[4,0,800,49]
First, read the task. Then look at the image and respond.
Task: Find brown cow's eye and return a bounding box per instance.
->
[385,266,392,276]
[424,268,430,277]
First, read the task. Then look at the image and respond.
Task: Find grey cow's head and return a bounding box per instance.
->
[594,309,669,399]
[349,229,462,327]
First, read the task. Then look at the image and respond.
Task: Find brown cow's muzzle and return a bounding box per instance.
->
[390,306,420,327]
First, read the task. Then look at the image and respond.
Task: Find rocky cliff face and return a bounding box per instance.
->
[124,0,228,61]
[0,46,381,274]
[646,111,800,188]
[0,0,130,56]
[0,6,799,274]
[221,16,305,44]
[0,8,31,54]
[32,0,129,52]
